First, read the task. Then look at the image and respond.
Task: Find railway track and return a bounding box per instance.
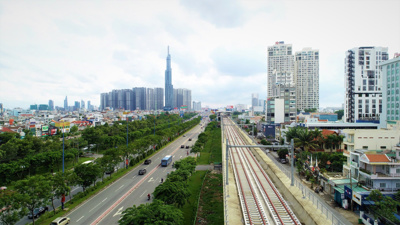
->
[224,118,300,225]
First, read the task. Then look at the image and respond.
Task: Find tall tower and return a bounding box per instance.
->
[295,48,319,111]
[267,41,294,98]
[251,93,259,109]
[165,46,173,110]
[64,96,68,111]
[344,46,388,123]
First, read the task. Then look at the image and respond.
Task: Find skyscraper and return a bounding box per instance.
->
[251,93,259,109]
[295,48,319,111]
[74,101,80,111]
[164,46,173,110]
[87,100,91,111]
[0,103,3,116]
[154,88,164,110]
[344,46,388,123]
[379,55,399,127]
[64,96,68,111]
[48,100,54,111]
[81,100,85,109]
[267,41,294,98]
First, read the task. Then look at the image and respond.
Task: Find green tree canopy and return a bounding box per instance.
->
[74,162,101,191]
[0,189,27,225]
[153,181,191,207]
[119,199,183,225]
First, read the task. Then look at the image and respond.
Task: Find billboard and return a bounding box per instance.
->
[227,105,233,109]
[51,129,57,135]
[42,126,49,132]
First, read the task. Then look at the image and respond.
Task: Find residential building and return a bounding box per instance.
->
[380,56,400,127]
[146,88,154,110]
[134,87,146,110]
[295,48,319,111]
[344,46,389,123]
[235,104,247,112]
[267,41,294,98]
[165,46,173,110]
[193,101,201,111]
[38,104,48,111]
[48,100,54,111]
[81,100,85,109]
[30,104,38,110]
[0,103,3,116]
[154,87,164,110]
[74,101,80,111]
[87,101,91,111]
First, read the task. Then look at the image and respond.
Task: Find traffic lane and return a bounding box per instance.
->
[66,162,162,224]
[98,156,184,225]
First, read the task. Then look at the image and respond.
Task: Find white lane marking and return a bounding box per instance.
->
[76,216,84,222]
[140,191,146,197]
[132,175,136,179]
[115,185,124,192]
[89,198,108,212]
[113,207,124,217]
[148,177,154,182]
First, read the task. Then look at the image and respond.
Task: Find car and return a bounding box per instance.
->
[28,206,48,219]
[138,169,146,175]
[186,145,190,149]
[280,159,287,164]
[181,145,185,148]
[189,138,192,141]
[183,135,186,137]
[144,159,151,165]
[50,217,70,225]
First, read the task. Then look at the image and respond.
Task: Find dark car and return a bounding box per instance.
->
[28,206,48,219]
[138,169,146,175]
[189,138,192,141]
[144,159,151,165]
[186,145,190,149]
[181,145,185,148]
[280,159,287,164]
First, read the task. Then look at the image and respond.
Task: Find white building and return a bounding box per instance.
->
[380,56,400,127]
[267,41,294,98]
[344,46,389,123]
[192,101,201,111]
[295,48,319,111]
[251,93,259,109]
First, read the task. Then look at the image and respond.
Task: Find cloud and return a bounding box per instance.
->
[179,0,247,28]
[211,47,266,77]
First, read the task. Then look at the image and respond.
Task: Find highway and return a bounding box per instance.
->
[224,117,300,225]
[63,120,205,225]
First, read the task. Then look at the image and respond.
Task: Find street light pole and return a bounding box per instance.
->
[153,115,156,136]
[62,124,65,174]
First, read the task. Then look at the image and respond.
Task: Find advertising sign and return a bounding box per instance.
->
[352,192,362,205]
[51,129,57,135]
[344,185,352,199]
[42,126,49,132]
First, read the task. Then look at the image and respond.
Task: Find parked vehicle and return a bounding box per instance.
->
[50,217,70,225]
[138,169,147,175]
[186,145,190,149]
[280,159,287,164]
[181,145,185,148]
[189,138,192,141]
[161,155,173,167]
[144,159,152,165]
[28,206,48,219]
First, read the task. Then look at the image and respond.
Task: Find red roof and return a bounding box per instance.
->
[321,129,336,136]
[0,127,17,133]
[365,154,390,163]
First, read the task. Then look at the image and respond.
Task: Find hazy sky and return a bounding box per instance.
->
[1,0,399,109]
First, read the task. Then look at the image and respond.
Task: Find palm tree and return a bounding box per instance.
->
[294,128,319,152]
[333,135,344,151]
[311,128,323,149]
[283,126,302,143]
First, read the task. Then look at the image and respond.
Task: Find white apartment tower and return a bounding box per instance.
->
[267,41,294,98]
[344,47,389,123]
[251,93,259,109]
[295,48,320,111]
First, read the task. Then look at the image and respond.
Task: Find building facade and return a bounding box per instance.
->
[380,56,400,127]
[165,47,173,110]
[344,46,388,123]
[295,48,319,111]
[193,101,201,111]
[64,96,68,111]
[251,93,259,109]
[48,100,54,111]
[267,41,294,98]
[154,87,164,110]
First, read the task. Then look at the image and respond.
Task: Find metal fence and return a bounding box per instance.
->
[267,153,347,225]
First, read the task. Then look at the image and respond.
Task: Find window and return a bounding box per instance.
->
[396,183,400,188]
[380,183,386,188]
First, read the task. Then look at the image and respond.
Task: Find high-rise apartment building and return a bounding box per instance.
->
[251,93,259,109]
[295,48,319,111]
[165,47,173,110]
[267,41,294,98]
[173,88,192,110]
[380,56,400,126]
[0,103,3,116]
[81,100,85,109]
[87,101,91,111]
[344,47,388,123]
[146,88,154,110]
[64,96,68,111]
[74,101,80,111]
[193,101,201,111]
[154,88,164,110]
[48,100,54,111]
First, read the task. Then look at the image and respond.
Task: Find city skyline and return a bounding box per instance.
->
[0,0,399,109]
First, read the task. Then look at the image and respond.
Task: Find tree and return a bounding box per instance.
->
[0,189,27,225]
[14,175,52,225]
[70,126,78,134]
[74,163,101,192]
[367,190,400,224]
[65,170,79,200]
[260,139,271,145]
[153,181,191,207]
[334,110,344,120]
[294,128,318,151]
[277,148,289,159]
[304,108,317,113]
[119,199,184,225]
[50,173,70,214]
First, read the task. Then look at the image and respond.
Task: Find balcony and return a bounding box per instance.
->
[350,161,358,167]
[343,150,350,156]
[360,171,400,179]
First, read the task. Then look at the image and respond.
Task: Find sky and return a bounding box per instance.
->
[1,0,399,110]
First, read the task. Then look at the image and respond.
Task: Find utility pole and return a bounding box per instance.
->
[291,139,294,186]
[226,138,229,185]
[350,168,353,212]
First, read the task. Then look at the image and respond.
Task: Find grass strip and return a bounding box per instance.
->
[180,171,207,225]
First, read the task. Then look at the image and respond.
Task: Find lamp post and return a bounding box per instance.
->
[62,124,65,174]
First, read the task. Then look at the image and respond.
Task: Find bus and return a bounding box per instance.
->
[161,155,172,167]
